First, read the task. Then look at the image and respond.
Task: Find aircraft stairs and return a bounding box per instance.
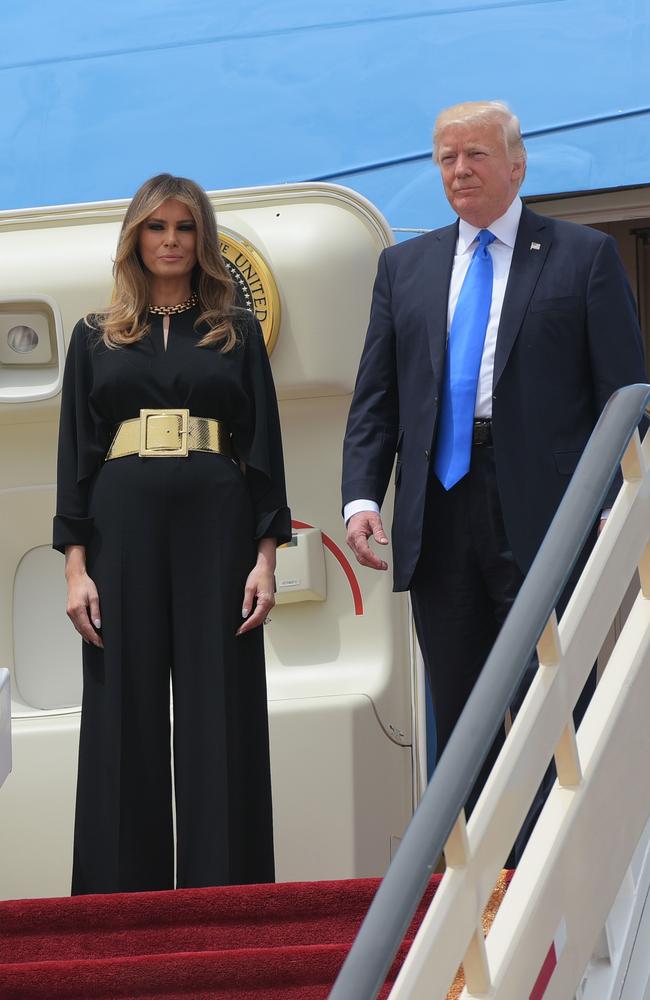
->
[331,382,650,1000]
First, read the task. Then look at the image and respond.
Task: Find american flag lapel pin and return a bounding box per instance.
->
[530,241,541,251]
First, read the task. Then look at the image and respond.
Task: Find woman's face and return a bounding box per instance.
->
[138,198,198,281]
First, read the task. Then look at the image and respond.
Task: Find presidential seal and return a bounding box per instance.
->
[219,229,281,354]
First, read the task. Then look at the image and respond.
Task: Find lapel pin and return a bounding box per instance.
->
[530,241,541,251]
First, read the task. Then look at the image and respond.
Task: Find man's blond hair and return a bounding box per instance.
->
[433,100,527,178]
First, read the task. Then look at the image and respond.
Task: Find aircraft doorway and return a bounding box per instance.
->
[528,185,650,378]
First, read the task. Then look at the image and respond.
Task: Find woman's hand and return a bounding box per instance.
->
[236,538,277,636]
[65,545,103,648]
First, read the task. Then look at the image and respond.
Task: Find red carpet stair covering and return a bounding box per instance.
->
[0,873,511,999]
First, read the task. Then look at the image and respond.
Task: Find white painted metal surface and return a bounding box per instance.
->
[0,183,423,899]
[578,818,650,999]
[0,668,10,788]
[387,425,650,999]
[0,294,65,403]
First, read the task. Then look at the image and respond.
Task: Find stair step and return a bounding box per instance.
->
[0,875,446,999]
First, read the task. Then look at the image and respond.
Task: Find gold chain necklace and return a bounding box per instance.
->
[148,291,198,316]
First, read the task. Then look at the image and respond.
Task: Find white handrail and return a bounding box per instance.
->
[388,426,650,998]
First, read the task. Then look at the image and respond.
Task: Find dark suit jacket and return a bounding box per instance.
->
[342,205,646,591]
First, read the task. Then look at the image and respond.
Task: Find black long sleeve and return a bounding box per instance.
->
[52,322,106,552]
[235,319,291,543]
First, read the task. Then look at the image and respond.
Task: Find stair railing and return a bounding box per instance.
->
[329,383,650,1000]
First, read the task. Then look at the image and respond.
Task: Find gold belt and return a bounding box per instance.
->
[106,409,232,460]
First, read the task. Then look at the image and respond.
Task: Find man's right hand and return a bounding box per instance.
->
[346,511,389,571]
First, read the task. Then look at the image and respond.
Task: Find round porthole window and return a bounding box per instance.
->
[7,325,39,354]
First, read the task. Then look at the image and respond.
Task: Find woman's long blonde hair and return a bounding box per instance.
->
[92,174,238,351]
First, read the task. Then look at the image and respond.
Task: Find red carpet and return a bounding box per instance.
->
[0,877,441,999]
[0,873,513,998]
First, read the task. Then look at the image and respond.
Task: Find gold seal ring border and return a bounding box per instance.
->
[219,228,281,355]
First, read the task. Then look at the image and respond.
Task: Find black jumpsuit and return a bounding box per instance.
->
[53,308,291,895]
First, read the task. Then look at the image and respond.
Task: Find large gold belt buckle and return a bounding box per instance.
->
[139,408,190,458]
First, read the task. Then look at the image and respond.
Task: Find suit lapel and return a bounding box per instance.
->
[493,206,551,388]
[423,222,457,389]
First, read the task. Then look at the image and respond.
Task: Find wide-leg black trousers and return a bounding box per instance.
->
[72,452,275,895]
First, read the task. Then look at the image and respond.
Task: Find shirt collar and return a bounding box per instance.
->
[456,196,522,254]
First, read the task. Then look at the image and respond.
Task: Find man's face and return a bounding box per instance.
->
[437,121,524,228]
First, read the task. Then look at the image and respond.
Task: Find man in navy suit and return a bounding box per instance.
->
[342,101,645,802]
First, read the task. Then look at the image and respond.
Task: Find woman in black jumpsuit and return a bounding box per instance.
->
[53,174,290,895]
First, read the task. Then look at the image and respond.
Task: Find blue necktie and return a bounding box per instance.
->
[434,229,496,490]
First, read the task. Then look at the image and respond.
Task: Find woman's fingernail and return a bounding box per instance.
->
[93,619,101,629]
[242,607,249,618]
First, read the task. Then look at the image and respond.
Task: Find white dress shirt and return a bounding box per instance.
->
[451,195,521,417]
[344,197,522,523]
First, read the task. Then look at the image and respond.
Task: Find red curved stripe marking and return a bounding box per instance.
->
[291,519,364,616]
